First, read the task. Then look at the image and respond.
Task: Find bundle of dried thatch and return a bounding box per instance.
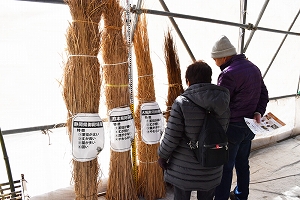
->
[164,30,184,121]
[133,14,166,200]
[101,0,138,199]
[63,0,104,199]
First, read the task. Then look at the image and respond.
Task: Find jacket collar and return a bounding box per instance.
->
[220,56,234,71]
[219,54,246,71]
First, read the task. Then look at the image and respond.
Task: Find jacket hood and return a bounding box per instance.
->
[182,83,230,116]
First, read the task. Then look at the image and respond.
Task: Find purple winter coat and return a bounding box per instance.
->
[218,54,269,122]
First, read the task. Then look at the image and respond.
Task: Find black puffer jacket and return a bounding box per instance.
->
[158,83,230,191]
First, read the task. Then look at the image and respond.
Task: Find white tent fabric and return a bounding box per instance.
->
[0,0,299,130]
[134,0,300,99]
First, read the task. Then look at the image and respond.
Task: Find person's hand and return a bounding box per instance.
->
[158,157,168,170]
[254,112,261,123]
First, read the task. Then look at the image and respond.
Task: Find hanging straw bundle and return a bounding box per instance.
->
[133,14,166,199]
[164,29,184,121]
[101,0,138,199]
[63,0,104,199]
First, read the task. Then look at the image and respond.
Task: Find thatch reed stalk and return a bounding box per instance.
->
[133,14,166,199]
[164,30,184,121]
[101,0,138,199]
[63,0,104,199]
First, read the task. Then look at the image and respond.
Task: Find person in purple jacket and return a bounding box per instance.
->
[211,35,269,200]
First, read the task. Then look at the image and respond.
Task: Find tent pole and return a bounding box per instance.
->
[130,0,143,41]
[0,128,16,198]
[263,9,300,79]
[2,123,65,135]
[238,0,247,54]
[158,0,196,62]
[297,73,300,95]
[133,8,300,37]
[243,0,269,53]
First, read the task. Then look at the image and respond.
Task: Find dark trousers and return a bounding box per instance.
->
[173,186,215,200]
[214,122,255,200]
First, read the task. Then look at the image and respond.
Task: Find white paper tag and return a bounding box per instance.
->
[72,113,104,162]
[141,102,164,144]
[109,107,135,152]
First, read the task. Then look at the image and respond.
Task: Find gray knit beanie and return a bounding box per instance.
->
[211,35,237,58]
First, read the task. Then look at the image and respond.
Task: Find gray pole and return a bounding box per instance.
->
[133,8,300,37]
[158,0,196,62]
[263,9,300,79]
[0,128,16,198]
[238,0,247,54]
[243,0,270,53]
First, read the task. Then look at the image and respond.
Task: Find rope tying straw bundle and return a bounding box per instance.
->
[139,160,158,164]
[72,20,99,25]
[105,84,129,87]
[138,74,153,78]
[102,61,128,66]
[168,83,183,87]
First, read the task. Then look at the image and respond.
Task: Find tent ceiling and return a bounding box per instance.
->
[11,0,300,99]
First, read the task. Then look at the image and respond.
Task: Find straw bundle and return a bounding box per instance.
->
[164,30,184,121]
[101,0,138,199]
[133,14,166,199]
[63,1,104,199]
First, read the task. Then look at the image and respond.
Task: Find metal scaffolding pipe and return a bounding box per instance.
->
[269,94,297,101]
[134,8,300,37]
[2,123,65,135]
[238,0,247,54]
[263,8,300,79]
[158,0,196,62]
[130,0,143,41]
[297,73,300,95]
[243,0,270,53]
[16,1,300,38]
[0,129,16,198]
